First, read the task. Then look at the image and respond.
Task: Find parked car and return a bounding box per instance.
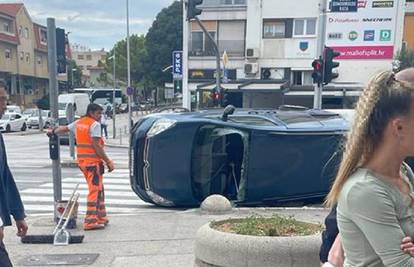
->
[27,110,52,129]
[58,116,80,145]
[22,108,38,120]
[0,113,27,132]
[6,105,22,114]
[129,107,349,207]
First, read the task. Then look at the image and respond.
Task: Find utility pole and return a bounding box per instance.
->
[111,51,116,139]
[47,18,62,203]
[314,0,327,109]
[182,0,190,109]
[126,0,132,173]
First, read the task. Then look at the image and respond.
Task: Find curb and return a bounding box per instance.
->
[105,143,129,148]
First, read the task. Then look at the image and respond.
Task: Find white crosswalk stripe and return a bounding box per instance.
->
[19,169,155,215]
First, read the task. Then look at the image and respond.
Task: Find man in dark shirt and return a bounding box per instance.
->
[0,82,28,266]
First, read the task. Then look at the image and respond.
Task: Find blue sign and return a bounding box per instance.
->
[331,0,358,12]
[126,86,134,96]
[172,51,183,79]
[364,30,375,41]
[299,41,309,52]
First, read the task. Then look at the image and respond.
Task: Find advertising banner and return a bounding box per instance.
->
[325,0,399,59]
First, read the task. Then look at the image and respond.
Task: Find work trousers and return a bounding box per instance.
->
[0,241,12,267]
[79,161,108,229]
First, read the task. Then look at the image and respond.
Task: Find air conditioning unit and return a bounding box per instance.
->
[246,48,259,58]
[244,63,259,75]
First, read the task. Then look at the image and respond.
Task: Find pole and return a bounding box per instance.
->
[112,50,116,139]
[67,103,75,160]
[182,0,190,109]
[314,0,327,109]
[47,18,62,204]
[126,0,132,172]
[194,17,221,107]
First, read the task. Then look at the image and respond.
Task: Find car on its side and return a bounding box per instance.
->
[27,110,52,129]
[0,113,27,132]
[129,107,349,207]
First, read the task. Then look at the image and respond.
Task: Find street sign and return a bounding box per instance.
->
[126,86,134,96]
[172,51,183,79]
[331,0,357,12]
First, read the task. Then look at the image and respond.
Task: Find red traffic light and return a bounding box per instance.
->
[312,60,322,71]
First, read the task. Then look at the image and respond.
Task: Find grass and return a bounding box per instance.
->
[211,215,323,237]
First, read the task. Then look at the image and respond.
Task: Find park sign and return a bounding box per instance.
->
[331,0,358,12]
[172,51,183,79]
[325,0,399,60]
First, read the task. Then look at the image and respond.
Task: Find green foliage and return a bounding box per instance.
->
[211,215,323,237]
[106,34,147,87]
[143,1,183,86]
[395,46,414,72]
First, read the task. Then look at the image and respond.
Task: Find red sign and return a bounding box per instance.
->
[331,46,394,59]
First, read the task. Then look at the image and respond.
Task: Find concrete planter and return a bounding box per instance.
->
[195,221,321,267]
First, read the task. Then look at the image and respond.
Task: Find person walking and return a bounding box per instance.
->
[0,81,28,266]
[100,112,108,139]
[49,103,115,230]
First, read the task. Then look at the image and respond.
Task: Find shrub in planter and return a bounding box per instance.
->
[195,215,323,267]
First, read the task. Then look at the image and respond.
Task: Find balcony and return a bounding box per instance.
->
[200,0,247,8]
[189,40,245,57]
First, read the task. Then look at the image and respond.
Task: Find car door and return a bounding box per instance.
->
[9,114,17,131]
[13,114,23,131]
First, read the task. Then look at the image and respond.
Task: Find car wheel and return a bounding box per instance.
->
[21,123,27,131]
[5,124,11,132]
[28,125,32,129]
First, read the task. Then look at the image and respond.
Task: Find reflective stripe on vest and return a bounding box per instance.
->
[76,116,104,162]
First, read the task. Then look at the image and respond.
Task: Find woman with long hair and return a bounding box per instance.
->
[326,69,414,266]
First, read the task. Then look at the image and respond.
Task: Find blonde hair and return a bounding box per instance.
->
[326,71,414,207]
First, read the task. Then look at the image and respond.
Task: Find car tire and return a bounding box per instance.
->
[28,125,32,129]
[5,124,11,132]
[21,123,27,132]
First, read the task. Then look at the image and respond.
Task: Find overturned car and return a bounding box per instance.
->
[129,107,348,207]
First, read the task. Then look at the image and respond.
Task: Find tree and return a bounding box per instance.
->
[394,46,414,72]
[143,1,183,87]
[105,34,147,88]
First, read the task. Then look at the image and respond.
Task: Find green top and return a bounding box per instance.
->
[338,165,414,267]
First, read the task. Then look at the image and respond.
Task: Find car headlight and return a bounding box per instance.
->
[146,190,174,206]
[146,118,176,137]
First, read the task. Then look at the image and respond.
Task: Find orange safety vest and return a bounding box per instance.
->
[76,116,104,163]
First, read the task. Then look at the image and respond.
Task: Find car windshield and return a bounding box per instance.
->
[58,103,67,110]
[58,118,68,125]
[23,109,35,115]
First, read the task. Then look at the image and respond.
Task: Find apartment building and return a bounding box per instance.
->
[189,0,405,108]
[72,46,107,87]
[0,3,50,107]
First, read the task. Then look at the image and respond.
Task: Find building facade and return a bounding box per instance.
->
[404,2,414,49]
[188,0,405,109]
[0,3,52,107]
[71,46,107,87]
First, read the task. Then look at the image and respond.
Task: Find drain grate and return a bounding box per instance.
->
[19,253,99,266]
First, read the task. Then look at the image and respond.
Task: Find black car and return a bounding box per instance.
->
[130,107,349,207]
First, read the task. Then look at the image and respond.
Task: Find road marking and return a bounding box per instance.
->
[20,195,145,205]
[62,178,130,184]
[21,188,137,197]
[39,182,132,191]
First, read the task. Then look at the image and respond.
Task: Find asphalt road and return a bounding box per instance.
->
[2,131,159,216]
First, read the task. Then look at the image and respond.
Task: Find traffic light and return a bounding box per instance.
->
[311,59,323,84]
[323,47,340,84]
[56,28,66,74]
[187,0,203,20]
[210,88,220,106]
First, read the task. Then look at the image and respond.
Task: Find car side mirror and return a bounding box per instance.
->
[222,105,236,122]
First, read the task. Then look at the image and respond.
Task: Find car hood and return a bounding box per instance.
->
[0,119,9,124]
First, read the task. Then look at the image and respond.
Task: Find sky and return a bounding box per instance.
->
[0,0,176,51]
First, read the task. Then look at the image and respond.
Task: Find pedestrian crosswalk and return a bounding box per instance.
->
[19,169,158,215]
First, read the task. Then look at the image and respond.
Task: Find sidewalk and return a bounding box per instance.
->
[3,207,329,267]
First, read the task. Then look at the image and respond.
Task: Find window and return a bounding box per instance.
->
[77,55,84,60]
[191,32,204,51]
[5,49,11,59]
[40,30,47,44]
[24,27,29,38]
[20,51,24,60]
[86,55,92,60]
[37,56,42,64]
[3,22,9,33]
[26,53,30,62]
[221,0,246,4]
[18,26,22,36]
[263,20,285,38]
[205,32,216,53]
[293,18,317,37]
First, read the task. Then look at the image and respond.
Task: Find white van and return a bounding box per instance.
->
[58,93,90,117]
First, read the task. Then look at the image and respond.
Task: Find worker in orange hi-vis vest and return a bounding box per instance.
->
[48,103,115,231]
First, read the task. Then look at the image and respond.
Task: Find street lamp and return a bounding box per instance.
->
[108,52,116,139]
